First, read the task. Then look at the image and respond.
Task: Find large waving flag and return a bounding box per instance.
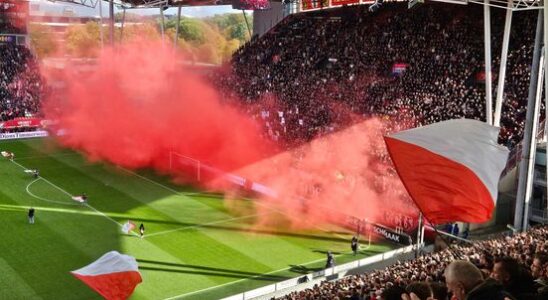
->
[71,251,142,300]
[384,119,509,224]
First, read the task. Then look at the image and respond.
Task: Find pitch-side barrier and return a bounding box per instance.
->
[221,244,419,300]
[0,130,49,140]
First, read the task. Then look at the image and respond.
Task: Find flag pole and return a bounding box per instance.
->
[409,204,464,260]
[415,212,423,258]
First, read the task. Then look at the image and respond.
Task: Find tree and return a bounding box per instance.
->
[196,43,220,64]
[165,18,205,44]
[65,22,101,57]
[29,24,58,59]
[122,22,161,43]
[229,23,248,43]
[158,13,251,63]
[223,39,241,62]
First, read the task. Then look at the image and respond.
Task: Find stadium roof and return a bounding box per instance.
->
[53,0,545,10]
[118,0,232,7]
[51,0,233,8]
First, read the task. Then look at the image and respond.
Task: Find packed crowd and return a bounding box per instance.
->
[0,44,43,123]
[0,16,25,34]
[215,3,537,150]
[277,226,548,300]
[210,2,540,231]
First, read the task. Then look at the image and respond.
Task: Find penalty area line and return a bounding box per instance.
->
[116,166,197,201]
[116,163,358,243]
[145,212,270,238]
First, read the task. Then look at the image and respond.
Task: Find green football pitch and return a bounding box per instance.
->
[0,138,396,300]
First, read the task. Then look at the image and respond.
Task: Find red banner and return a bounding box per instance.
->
[331,0,360,5]
[0,117,43,129]
[392,63,408,76]
[301,0,329,10]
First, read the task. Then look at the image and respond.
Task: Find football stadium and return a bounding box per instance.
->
[1,0,548,300]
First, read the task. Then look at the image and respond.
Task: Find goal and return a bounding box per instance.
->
[169,151,202,182]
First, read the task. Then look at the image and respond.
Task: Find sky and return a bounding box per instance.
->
[30,0,245,18]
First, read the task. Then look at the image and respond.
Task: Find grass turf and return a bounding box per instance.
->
[0,138,396,300]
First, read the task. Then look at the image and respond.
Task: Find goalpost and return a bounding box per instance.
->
[349,216,372,249]
[169,151,202,182]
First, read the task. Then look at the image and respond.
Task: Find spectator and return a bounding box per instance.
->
[278,226,548,300]
[429,282,448,300]
[491,256,537,300]
[0,44,43,128]
[531,253,547,286]
[214,2,537,154]
[405,282,432,300]
[444,260,514,300]
[531,253,548,300]
[381,285,407,300]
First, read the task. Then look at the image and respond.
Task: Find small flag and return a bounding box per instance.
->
[71,251,142,300]
[1,151,11,157]
[122,221,136,234]
[24,170,34,173]
[72,196,85,203]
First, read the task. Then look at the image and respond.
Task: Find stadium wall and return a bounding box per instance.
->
[0,130,48,140]
[253,1,287,37]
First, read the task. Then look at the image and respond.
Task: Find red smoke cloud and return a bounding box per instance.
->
[43,41,417,230]
[234,118,418,229]
[43,42,277,176]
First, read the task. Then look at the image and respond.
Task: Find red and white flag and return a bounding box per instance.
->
[121,221,136,234]
[384,119,509,224]
[71,251,142,300]
[72,196,85,203]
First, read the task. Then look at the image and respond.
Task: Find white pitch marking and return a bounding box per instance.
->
[26,178,80,206]
[162,250,357,300]
[10,159,139,237]
[14,152,81,161]
[145,213,267,238]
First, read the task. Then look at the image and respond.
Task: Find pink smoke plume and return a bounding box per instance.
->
[43,41,277,176]
[42,41,417,230]
[235,118,418,230]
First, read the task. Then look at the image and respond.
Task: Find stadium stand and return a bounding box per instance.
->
[215,3,538,150]
[275,226,548,300]
[0,21,23,34]
[0,44,43,125]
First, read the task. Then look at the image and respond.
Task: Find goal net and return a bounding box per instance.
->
[169,151,202,182]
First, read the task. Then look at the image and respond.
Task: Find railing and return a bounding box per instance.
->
[530,207,548,223]
[501,119,546,177]
[221,244,417,300]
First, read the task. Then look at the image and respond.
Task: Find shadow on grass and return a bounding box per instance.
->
[288,264,324,274]
[127,216,351,243]
[137,259,290,281]
[312,249,342,255]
